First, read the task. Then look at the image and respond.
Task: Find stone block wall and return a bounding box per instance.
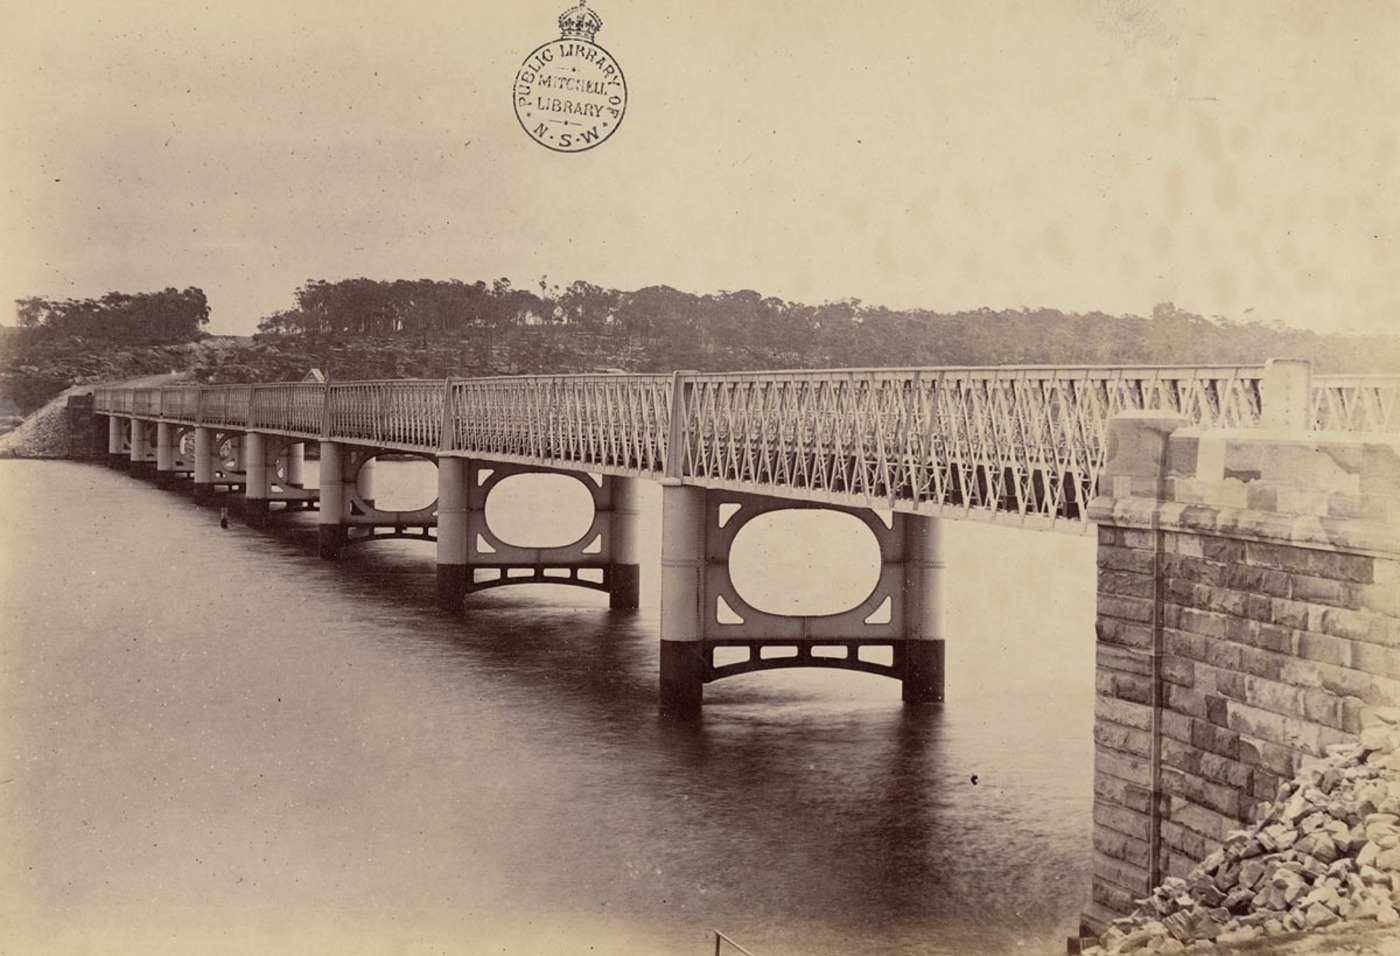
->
[65,393,101,460]
[1083,415,1400,933]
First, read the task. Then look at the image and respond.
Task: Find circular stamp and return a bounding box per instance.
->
[513,4,627,153]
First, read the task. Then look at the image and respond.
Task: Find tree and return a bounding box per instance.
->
[13,287,209,344]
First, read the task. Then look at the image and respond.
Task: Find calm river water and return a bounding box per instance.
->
[0,459,1097,956]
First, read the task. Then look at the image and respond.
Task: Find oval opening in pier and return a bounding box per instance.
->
[484,474,595,548]
[729,510,881,617]
[359,456,438,512]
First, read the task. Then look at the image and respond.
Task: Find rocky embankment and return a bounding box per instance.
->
[1090,712,1400,953]
[0,383,94,459]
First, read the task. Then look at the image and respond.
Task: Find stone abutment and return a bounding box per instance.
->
[1084,414,1400,934]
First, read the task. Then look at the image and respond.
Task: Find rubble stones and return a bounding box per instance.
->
[1089,719,1400,953]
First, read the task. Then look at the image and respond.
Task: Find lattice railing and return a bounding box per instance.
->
[249,383,327,437]
[445,374,673,474]
[196,386,254,428]
[86,364,1398,522]
[131,388,156,416]
[671,366,1267,521]
[327,381,444,450]
[161,387,201,422]
[1313,375,1400,433]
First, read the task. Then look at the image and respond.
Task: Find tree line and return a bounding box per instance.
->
[15,287,210,345]
[4,278,1396,416]
[253,277,1398,374]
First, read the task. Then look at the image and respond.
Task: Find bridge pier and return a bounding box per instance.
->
[282,442,305,488]
[659,480,706,715]
[901,511,947,704]
[107,415,127,470]
[155,422,176,488]
[129,419,155,477]
[658,482,947,716]
[436,456,469,611]
[432,458,637,611]
[609,476,642,609]
[358,457,375,508]
[317,440,347,558]
[192,427,215,504]
[242,431,271,525]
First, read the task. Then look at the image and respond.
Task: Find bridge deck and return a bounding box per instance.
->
[94,366,1398,530]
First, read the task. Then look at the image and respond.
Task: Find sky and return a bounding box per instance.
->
[2,0,1397,338]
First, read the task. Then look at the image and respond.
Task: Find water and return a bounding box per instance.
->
[0,460,1097,956]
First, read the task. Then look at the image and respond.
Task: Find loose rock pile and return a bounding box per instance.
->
[1092,710,1400,953]
[0,392,79,458]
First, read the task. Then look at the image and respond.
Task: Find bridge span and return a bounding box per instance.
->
[90,359,1400,933]
[93,360,1393,716]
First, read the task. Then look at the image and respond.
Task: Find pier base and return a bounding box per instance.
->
[242,498,270,527]
[899,640,945,704]
[318,524,347,559]
[659,641,706,718]
[436,564,469,614]
[609,564,641,610]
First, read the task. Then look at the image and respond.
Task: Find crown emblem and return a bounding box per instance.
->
[558,1,603,42]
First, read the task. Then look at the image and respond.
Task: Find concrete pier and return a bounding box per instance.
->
[107,415,126,470]
[155,422,176,488]
[658,479,707,716]
[317,441,346,558]
[192,427,215,504]
[901,514,947,704]
[608,475,642,610]
[242,431,270,525]
[435,456,469,612]
[282,441,305,488]
[128,419,153,476]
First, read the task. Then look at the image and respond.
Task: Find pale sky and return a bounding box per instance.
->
[3,0,1397,337]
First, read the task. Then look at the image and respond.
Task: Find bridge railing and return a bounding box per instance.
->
[669,365,1268,521]
[1312,375,1398,433]
[327,380,445,451]
[87,365,1400,523]
[195,385,254,429]
[249,383,327,437]
[161,386,202,423]
[445,374,674,475]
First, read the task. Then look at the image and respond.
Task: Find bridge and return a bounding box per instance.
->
[90,359,1399,933]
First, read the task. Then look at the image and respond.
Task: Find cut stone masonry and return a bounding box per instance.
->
[1084,413,1400,935]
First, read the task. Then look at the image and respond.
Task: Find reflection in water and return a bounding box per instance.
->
[0,461,1095,956]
